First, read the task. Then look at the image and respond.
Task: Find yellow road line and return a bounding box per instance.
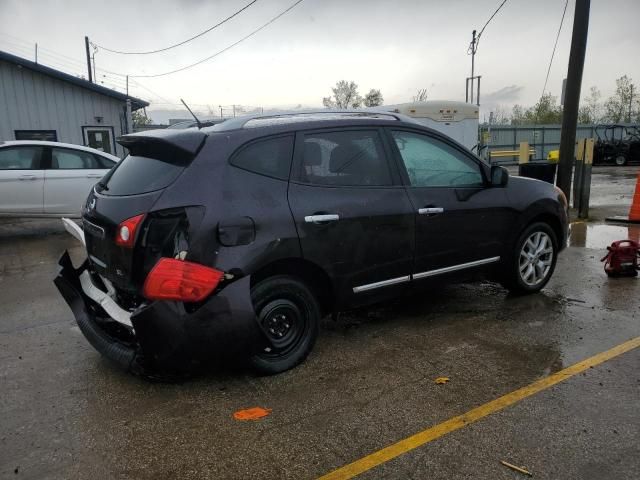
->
[318,336,640,480]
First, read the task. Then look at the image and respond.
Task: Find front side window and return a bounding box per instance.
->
[0,147,42,170]
[392,131,483,187]
[230,135,294,180]
[51,148,101,169]
[300,130,392,186]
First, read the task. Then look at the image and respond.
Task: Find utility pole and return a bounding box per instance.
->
[470,29,476,104]
[219,105,223,118]
[556,0,590,200]
[126,75,129,96]
[35,43,38,64]
[465,30,481,106]
[84,36,93,83]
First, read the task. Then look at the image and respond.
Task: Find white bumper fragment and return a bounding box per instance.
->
[61,217,133,329]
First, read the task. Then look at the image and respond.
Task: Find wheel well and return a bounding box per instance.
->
[250,258,334,315]
[528,213,564,246]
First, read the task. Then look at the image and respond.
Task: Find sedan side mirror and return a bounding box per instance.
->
[490,165,509,187]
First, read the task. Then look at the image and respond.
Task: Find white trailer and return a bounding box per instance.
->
[371,100,479,151]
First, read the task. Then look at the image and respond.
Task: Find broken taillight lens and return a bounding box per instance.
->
[142,258,224,302]
[115,214,145,248]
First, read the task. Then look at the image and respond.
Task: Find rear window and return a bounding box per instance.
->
[101,155,184,196]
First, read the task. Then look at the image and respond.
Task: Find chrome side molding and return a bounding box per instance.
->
[413,256,501,280]
[352,275,411,293]
[352,257,501,293]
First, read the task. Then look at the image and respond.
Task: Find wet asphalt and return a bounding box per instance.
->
[0,166,638,480]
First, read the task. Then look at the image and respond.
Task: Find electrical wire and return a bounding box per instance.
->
[540,0,569,98]
[478,0,508,39]
[470,0,509,53]
[93,0,258,55]
[129,0,304,78]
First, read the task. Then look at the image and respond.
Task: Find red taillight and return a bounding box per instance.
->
[143,258,224,302]
[115,214,145,248]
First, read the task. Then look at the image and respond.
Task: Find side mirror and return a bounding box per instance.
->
[490,165,509,187]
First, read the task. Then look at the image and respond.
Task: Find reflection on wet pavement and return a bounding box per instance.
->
[569,222,640,249]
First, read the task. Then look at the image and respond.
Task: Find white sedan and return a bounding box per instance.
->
[0,140,120,217]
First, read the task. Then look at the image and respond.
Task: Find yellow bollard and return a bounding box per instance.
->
[519,141,530,164]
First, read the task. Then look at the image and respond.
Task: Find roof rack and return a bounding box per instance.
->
[206,109,403,132]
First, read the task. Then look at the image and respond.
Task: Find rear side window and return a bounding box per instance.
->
[95,155,117,169]
[0,147,42,170]
[299,130,392,186]
[101,156,184,196]
[230,135,294,180]
[51,147,101,169]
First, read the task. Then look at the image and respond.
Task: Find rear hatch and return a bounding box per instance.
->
[82,129,206,294]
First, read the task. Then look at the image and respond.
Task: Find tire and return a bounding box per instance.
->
[248,275,320,375]
[501,222,558,294]
[614,154,627,166]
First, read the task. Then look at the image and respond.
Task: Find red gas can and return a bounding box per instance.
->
[601,240,640,277]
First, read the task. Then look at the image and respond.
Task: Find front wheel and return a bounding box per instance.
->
[614,154,627,166]
[501,222,558,294]
[248,275,320,375]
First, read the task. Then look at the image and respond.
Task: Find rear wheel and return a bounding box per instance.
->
[249,275,320,375]
[501,222,558,294]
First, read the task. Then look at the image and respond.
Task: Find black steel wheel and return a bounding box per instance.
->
[249,275,320,375]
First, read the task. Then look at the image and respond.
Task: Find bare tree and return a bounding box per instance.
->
[363,89,384,107]
[323,80,362,109]
[413,88,428,102]
[604,75,638,123]
[489,105,511,125]
[582,86,602,123]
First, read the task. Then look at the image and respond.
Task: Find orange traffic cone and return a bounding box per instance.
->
[607,170,640,224]
[630,170,640,222]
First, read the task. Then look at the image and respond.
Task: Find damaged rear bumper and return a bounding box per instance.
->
[54,251,266,374]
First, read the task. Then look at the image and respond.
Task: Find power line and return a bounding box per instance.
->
[477,0,508,40]
[129,79,177,104]
[540,0,569,98]
[93,0,258,55]
[470,0,509,54]
[129,0,304,78]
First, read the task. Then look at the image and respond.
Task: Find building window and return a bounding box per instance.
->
[14,130,58,142]
[82,126,115,154]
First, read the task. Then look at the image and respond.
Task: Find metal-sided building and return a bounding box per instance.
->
[0,50,148,158]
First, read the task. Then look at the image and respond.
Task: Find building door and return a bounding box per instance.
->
[82,127,114,154]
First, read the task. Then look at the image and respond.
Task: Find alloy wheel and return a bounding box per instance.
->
[518,231,554,286]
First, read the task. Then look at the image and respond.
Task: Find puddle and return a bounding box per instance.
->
[569,222,640,249]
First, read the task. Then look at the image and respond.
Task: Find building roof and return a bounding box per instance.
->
[0,50,149,110]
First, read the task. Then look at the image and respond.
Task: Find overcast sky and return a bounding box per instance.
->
[1,0,639,120]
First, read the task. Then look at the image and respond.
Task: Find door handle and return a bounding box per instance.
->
[304,214,340,224]
[86,174,102,178]
[19,174,37,181]
[418,207,444,215]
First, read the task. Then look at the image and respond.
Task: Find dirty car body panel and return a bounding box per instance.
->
[53,111,569,375]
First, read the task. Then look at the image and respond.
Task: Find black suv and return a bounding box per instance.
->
[55,111,568,376]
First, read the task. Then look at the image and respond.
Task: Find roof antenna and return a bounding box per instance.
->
[180,98,202,129]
